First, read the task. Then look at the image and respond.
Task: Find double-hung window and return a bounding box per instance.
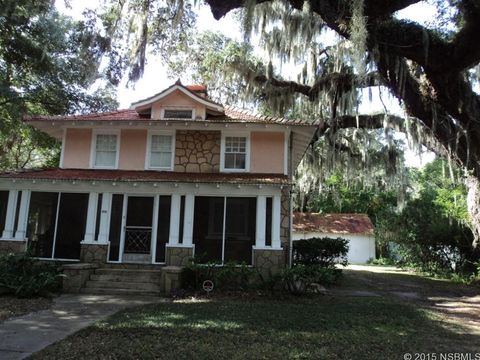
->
[222,134,249,171]
[147,132,174,170]
[93,133,118,168]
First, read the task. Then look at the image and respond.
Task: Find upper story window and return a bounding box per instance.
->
[162,108,194,119]
[147,131,175,170]
[93,133,118,168]
[221,133,250,172]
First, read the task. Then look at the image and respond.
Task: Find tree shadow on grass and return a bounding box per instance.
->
[29,297,480,360]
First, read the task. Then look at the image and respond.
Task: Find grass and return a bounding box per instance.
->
[29,295,479,360]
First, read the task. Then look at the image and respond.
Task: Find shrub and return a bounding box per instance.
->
[0,251,63,297]
[281,265,342,295]
[293,237,349,268]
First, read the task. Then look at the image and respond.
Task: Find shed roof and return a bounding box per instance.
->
[293,212,374,235]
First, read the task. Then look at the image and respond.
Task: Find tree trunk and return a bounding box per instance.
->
[466,175,480,253]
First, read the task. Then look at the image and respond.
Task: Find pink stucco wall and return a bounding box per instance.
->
[62,128,92,168]
[250,131,285,174]
[118,129,147,170]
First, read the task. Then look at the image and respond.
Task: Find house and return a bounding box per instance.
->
[292,212,376,264]
[0,81,318,293]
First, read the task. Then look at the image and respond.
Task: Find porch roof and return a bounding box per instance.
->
[0,168,290,185]
[293,212,374,235]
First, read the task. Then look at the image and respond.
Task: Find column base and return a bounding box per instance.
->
[0,239,27,254]
[79,243,108,264]
[165,245,194,266]
[253,248,286,279]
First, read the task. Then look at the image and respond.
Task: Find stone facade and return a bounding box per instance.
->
[280,187,291,250]
[253,249,286,278]
[165,246,193,266]
[0,240,27,254]
[80,244,108,264]
[174,130,221,173]
[62,263,98,293]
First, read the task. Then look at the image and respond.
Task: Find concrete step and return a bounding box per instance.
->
[85,280,161,292]
[90,274,163,283]
[80,287,161,296]
[101,263,165,270]
[94,268,163,277]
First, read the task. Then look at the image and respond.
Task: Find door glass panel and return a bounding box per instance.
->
[108,194,124,261]
[27,192,59,258]
[124,197,153,254]
[0,191,9,235]
[54,193,89,259]
[193,197,224,263]
[224,197,256,265]
[155,196,171,263]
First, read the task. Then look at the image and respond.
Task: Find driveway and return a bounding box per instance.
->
[334,265,480,334]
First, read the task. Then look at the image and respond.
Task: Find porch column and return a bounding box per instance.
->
[82,192,98,243]
[14,190,30,240]
[2,190,18,239]
[168,194,181,245]
[255,195,266,248]
[97,193,111,244]
[271,195,282,249]
[182,194,195,246]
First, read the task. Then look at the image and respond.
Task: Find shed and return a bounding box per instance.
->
[292,212,376,264]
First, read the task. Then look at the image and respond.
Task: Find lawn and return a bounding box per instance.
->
[29,295,479,360]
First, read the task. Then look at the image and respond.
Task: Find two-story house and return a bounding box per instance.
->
[0,81,317,293]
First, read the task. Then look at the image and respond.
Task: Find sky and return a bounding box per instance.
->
[55,0,436,167]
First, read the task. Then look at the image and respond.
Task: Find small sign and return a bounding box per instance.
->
[202,280,214,295]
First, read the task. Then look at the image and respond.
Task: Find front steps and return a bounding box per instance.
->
[81,268,164,296]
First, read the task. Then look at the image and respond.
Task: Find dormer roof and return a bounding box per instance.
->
[130,81,224,113]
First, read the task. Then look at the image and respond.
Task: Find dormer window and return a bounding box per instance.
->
[162,108,194,119]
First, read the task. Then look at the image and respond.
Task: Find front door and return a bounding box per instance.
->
[122,196,154,263]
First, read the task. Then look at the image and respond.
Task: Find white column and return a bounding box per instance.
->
[97,193,111,244]
[272,194,282,249]
[168,194,181,246]
[182,194,195,246]
[2,190,18,239]
[82,192,98,243]
[255,195,266,248]
[14,190,30,240]
[151,195,160,263]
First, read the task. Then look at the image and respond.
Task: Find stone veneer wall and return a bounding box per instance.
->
[0,240,27,254]
[174,130,221,172]
[165,246,193,266]
[80,244,108,264]
[280,187,291,250]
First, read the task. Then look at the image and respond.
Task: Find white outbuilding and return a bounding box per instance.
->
[292,212,376,264]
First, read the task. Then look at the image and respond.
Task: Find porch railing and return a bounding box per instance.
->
[124,226,152,254]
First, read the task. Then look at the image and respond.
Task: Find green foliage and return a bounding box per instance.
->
[367,257,396,266]
[181,258,255,292]
[293,237,349,268]
[282,265,342,295]
[0,0,118,170]
[0,251,63,297]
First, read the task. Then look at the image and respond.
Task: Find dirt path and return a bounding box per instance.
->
[334,265,480,334]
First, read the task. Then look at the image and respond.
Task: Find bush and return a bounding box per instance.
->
[181,258,256,292]
[282,265,342,295]
[293,237,349,268]
[367,257,397,266]
[0,251,63,297]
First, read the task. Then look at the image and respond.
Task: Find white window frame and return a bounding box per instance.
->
[220,131,250,173]
[161,107,196,120]
[90,129,120,169]
[145,130,176,171]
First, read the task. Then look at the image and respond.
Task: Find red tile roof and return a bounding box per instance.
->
[0,168,290,185]
[293,212,374,235]
[186,85,207,92]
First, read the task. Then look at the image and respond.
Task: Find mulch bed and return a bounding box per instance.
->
[0,295,53,323]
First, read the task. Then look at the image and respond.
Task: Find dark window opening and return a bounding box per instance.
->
[27,192,59,258]
[265,197,272,247]
[54,193,89,259]
[124,196,154,254]
[94,194,103,241]
[193,197,224,263]
[163,109,193,119]
[0,191,9,235]
[155,196,171,263]
[108,194,124,261]
[178,196,185,244]
[12,191,22,236]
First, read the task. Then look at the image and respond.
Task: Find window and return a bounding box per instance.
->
[221,134,250,172]
[94,134,118,168]
[162,109,193,119]
[147,132,174,169]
